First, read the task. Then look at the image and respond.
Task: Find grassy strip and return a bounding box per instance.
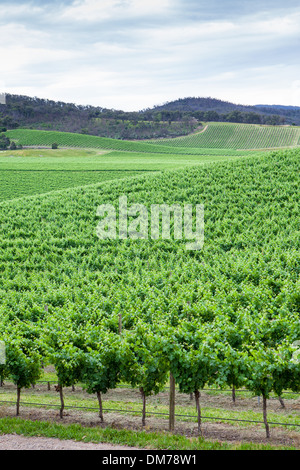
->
[0,417,295,450]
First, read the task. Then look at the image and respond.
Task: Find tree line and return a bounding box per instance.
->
[0,134,23,150]
[0,93,293,141]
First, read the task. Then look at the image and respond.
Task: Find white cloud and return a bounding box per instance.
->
[0,2,44,21]
[61,0,171,22]
[139,10,300,49]
[251,12,300,36]
[292,80,300,104]
[1,1,300,109]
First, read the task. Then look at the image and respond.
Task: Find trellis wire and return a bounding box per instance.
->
[33,380,300,398]
[0,399,299,429]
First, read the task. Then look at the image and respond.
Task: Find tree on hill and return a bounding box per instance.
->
[9,141,17,150]
[0,133,10,150]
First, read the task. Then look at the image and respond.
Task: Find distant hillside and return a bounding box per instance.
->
[256,104,300,110]
[147,96,296,125]
[255,104,300,125]
[1,94,299,140]
[0,94,198,140]
[151,97,256,113]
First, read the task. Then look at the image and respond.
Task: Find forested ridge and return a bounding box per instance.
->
[1,93,298,140]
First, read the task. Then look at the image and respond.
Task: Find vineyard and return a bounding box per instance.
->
[5,128,263,156]
[149,122,300,150]
[5,129,171,153]
[0,148,149,202]
[0,147,247,202]
[0,135,299,448]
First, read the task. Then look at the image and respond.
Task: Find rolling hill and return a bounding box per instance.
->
[6,122,300,154]
[2,93,300,142]
[150,122,300,150]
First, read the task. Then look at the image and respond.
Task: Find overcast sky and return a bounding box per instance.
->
[1,0,300,110]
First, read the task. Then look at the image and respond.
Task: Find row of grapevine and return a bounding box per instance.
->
[150,122,300,150]
[5,129,254,156]
[1,310,299,436]
[6,129,167,153]
[0,148,299,439]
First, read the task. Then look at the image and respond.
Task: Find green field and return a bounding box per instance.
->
[0,143,253,202]
[0,125,300,449]
[0,148,148,201]
[6,127,267,155]
[4,123,298,201]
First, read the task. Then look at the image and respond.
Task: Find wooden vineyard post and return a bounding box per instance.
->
[263,395,270,438]
[58,384,64,419]
[232,386,236,404]
[194,390,202,436]
[169,373,175,432]
[16,387,21,416]
[96,391,104,422]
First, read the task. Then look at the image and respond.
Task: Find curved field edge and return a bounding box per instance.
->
[0,148,272,207]
[5,128,258,156]
[0,146,261,203]
[147,122,300,150]
[5,128,207,154]
[0,169,151,203]
[0,148,298,300]
[0,148,298,339]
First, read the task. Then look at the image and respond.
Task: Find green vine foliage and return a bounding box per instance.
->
[0,148,299,429]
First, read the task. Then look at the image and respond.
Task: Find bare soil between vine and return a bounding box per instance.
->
[0,382,300,449]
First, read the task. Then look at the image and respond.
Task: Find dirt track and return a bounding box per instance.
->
[0,433,142,450]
